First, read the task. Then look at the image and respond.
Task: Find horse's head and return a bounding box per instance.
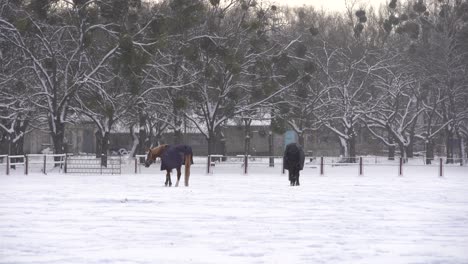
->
[145,144,169,167]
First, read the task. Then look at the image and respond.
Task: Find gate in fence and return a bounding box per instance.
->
[66,155,121,174]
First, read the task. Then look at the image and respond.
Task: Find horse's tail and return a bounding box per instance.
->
[184,153,192,187]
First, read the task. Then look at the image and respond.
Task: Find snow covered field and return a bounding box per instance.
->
[1,165,468,264]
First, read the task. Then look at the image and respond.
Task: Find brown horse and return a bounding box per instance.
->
[145,144,193,187]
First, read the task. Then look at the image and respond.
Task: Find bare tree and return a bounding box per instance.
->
[0,1,119,155]
[364,64,425,161]
[381,0,468,163]
[0,5,32,155]
[180,0,302,154]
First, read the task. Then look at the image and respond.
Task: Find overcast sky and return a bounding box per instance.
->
[272,0,388,12]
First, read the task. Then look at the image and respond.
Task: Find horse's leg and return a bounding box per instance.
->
[165,170,172,187]
[295,169,300,186]
[291,169,295,186]
[175,167,181,187]
[168,170,172,187]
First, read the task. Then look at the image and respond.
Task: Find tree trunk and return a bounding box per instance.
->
[137,112,148,155]
[173,112,183,144]
[407,120,417,159]
[220,137,226,160]
[446,128,454,164]
[100,132,110,167]
[0,136,6,154]
[425,139,434,165]
[216,128,226,160]
[174,129,183,145]
[7,131,26,170]
[338,136,347,161]
[298,132,305,147]
[153,134,162,148]
[461,136,466,166]
[10,138,22,155]
[268,131,274,167]
[128,126,139,159]
[398,143,407,162]
[10,119,28,156]
[95,131,102,159]
[406,142,414,159]
[206,138,212,156]
[51,124,66,167]
[457,132,464,165]
[388,145,395,160]
[244,121,251,156]
[388,136,395,160]
[348,134,356,163]
[52,131,64,154]
[51,121,65,155]
[206,130,216,156]
[96,131,110,167]
[137,129,148,153]
[9,128,26,156]
[10,134,24,170]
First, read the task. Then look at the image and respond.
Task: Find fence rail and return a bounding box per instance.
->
[0,154,66,175]
[1,154,466,176]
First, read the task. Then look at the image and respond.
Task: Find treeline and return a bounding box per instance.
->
[0,0,467,163]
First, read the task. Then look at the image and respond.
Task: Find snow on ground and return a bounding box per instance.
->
[1,165,468,264]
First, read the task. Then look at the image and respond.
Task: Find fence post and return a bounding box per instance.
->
[207,155,211,174]
[359,157,363,176]
[399,157,403,176]
[244,155,248,175]
[43,155,47,175]
[320,157,324,176]
[25,155,29,175]
[60,155,64,171]
[6,156,9,175]
[439,158,443,177]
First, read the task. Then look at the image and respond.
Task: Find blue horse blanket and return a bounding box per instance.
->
[160,144,194,171]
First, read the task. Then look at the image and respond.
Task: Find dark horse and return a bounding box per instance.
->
[283,143,305,186]
[145,144,194,187]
